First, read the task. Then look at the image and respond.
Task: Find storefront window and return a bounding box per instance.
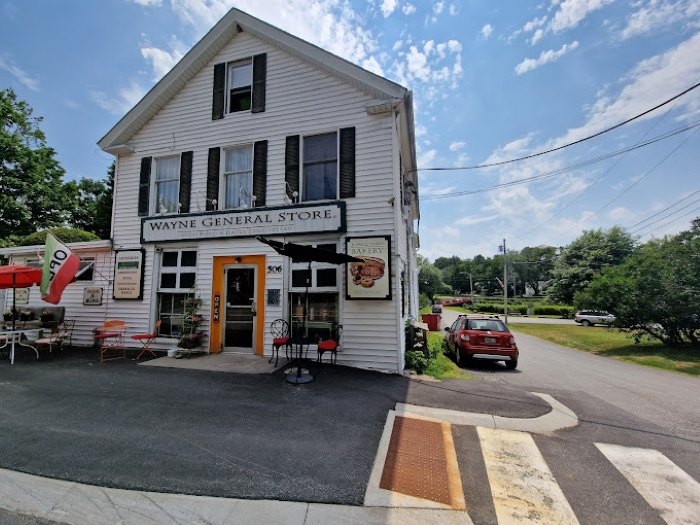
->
[288,241,340,342]
[157,249,197,337]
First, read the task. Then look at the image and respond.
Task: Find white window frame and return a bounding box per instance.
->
[301,131,339,202]
[220,144,254,209]
[152,155,181,215]
[157,249,197,338]
[226,58,253,114]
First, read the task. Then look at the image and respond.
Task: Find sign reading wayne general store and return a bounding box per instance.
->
[141,202,346,243]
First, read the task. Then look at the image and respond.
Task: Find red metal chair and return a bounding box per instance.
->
[131,320,161,360]
[317,324,342,365]
[269,319,291,367]
[95,320,127,363]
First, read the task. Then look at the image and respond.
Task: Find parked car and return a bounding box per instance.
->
[574,310,616,326]
[444,315,519,369]
[431,303,443,314]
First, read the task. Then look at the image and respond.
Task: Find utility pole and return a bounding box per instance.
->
[500,239,508,324]
[469,273,474,304]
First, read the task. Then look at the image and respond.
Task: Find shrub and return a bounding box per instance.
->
[405,350,429,374]
[19,228,100,246]
[533,305,574,317]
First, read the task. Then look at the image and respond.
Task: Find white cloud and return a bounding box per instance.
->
[523,15,548,32]
[480,23,494,39]
[552,32,700,146]
[456,214,499,226]
[449,141,466,151]
[531,28,545,45]
[0,54,39,91]
[608,206,633,220]
[433,1,445,14]
[620,0,700,40]
[390,37,463,95]
[362,56,384,76]
[91,81,147,115]
[449,3,459,15]
[514,40,579,75]
[141,42,185,80]
[402,3,416,15]
[418,148,437,167]
[380,0,398,17]
[549,0,614,33]
[132,0,163,5]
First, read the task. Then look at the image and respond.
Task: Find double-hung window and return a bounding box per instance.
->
[223,146,253,209]
[302,133,338,202]
[228,59,252,113]
[157,250,197,337]
[154,156,180,214]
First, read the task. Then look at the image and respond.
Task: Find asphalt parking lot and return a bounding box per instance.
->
[0,349,548,505]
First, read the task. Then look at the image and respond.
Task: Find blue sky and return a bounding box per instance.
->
[1,0,699,259]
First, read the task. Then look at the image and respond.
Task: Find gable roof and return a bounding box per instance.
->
[97,8,412,153]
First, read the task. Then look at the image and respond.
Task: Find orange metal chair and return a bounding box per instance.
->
[131,321,161,360]
[317,324,342,365]
[269,319,291,367]
[95,320,127,363]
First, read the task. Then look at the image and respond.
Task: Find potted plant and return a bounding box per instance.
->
[176,297,205,356]
[40,309,55,323]
[3,309,13,323]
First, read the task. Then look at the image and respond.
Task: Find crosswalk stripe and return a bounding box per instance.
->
[477,427,580,525]
[596,443,700,525]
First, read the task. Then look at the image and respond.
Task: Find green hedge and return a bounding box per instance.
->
[466,303,574,318]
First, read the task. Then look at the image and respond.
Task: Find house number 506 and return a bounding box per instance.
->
[267,265,282,273]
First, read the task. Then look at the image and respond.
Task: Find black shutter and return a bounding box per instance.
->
[285,135,300,201]
[179,151,193,213]
[138,157,152,216]
[206,147,220,211]
[251,53,266,114]
[212,63,225,120]
[253,140,267,207]
[339,127,356,198]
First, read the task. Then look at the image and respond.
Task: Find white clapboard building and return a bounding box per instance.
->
[2,9,420,373]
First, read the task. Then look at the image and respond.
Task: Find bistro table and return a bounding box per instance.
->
[0,330,40,365]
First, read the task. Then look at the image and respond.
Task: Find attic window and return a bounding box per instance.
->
[228,59,252,113]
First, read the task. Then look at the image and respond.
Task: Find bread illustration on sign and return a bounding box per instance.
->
[350,256,385,288]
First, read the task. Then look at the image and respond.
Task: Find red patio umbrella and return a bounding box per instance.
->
[0,265,42,330]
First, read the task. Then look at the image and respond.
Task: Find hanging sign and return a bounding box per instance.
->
[113,250,145,300]
[346,236,392,300]
[213,293,221,323]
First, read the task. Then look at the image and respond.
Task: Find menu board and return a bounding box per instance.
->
[113,250,145,300]
[346,236,391,300]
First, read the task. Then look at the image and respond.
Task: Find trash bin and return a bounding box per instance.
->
[421,313,441,331]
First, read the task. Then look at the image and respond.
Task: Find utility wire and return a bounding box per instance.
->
[421,121,700,201]
[575,126,700,229]
[629,197,700,235]
[417,81,700,172]
[637,205,700,239]
[625,189,700,231]
[518,105,676,238]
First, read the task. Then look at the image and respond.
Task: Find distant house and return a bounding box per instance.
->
[1,9,420,374]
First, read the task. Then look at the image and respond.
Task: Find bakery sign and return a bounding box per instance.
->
[141,202,346,243]
[346,236,391,300]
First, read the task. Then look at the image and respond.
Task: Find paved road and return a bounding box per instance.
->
[443,309,700,442]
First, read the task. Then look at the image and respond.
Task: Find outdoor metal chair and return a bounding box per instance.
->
[317,324,342,365]
[131,320,161,360]
[95,320,127,363]
[269,319,292,367]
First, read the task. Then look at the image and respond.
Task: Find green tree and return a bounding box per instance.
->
[576,219,700,348]
[418,255,449,302]
[510,246,557,295]
[0,88,68,239]
[548,227,636,304]
[64,161,114,239]
[17,227,99,246]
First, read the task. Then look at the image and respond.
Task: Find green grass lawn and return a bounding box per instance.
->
[509,324,700,377]
[424,332,472,380]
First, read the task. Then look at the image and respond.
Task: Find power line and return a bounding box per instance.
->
[625,189,700,231]
[638,205,700,239]
[629,197,700,235]
[416,81,700,172]
[421,121,700,201]
[575,126,700,229]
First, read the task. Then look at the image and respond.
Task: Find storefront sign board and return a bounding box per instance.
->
[346,236,392,300]
[141,202,346,243]
[113,250,145,300]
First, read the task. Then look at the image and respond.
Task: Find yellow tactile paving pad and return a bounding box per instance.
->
[379,416,465,509]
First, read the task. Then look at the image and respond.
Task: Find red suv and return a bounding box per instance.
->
[444,315,519,370]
